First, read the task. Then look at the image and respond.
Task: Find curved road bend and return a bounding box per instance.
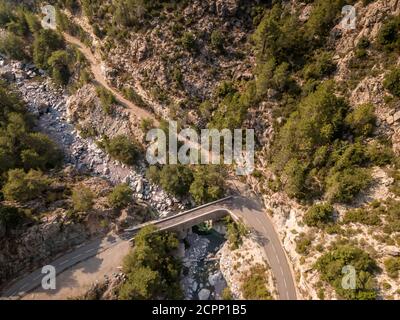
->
[2,196,297,300]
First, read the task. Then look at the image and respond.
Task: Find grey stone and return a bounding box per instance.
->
[198,288,210,300]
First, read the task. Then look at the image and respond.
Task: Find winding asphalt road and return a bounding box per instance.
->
[2,195,297,300]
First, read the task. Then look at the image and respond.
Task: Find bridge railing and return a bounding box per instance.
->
[124,196,233,232]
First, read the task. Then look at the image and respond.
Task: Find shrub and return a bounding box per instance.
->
[345,103,376,137]
[72,186,94,212]
[103,135,139,166]
[225,216,248,250]
[383,68,400,97]
[180,32,196,51]
[0,32,27,60]
[189,166,226,204]
[215,81,236,98]
[0,205,22,231]
[325,167,371,203]
[123,87,147,109]
[2,169,50,203]
[210,30,224,53]
[295,232,313,255]
[302,51,336,80]
[96,86,116,114]
[157,165,193,198]
[314,245,377,300]
[221,287,233,300]
[108,183,132,209]
[384,257,400,279]
[354,36,370,59]
[48,50,71,86]
[303,203,334,228]
[377,15,400,51]
[140,118,154,132]
[33,29,65,70]
[240,265,273,300]
[342,208,381,226]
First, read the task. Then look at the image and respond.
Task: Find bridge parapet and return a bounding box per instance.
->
[124,196,233,235]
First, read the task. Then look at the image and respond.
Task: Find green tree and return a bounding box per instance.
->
[0,32,27,60]
[189,166,226,204]
[119,266,160,300]
[315,245,377,300]
[48,50,71,86]
[345,103,376,137]
[303,203,334,228]
[72,186,94,212]
[119,225,182,300]
[33,29,65,69]
[21,132,63,170]
[2,169,50,203]
[103,135,139,166]
[384,257,400,279]
[158,165,193,198]
[210,30,224,53]
[0,205,22,232]
[108,183,132,209]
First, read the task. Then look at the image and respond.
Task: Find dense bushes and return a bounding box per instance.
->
[272,82,376,203]
[315,245,377,300]
[0,32,27,60]
[33,29,65,70]
[189,166,226,204]
[342,207,382,226]
[325,167,371,203]
[119,225,182,300]
[146,165,226,203]
[146,165,193,198]
[302,51,336,81]
[0,83,62,195]
[345,103,376,137]
[2,169,50,203]
[240,265,273,300]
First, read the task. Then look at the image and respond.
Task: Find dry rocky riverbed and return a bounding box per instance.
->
[2,60,184,217]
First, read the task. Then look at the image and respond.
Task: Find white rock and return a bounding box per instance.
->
[198,288,210,300]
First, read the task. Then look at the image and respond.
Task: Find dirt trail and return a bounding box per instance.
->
[63,33,158,124]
